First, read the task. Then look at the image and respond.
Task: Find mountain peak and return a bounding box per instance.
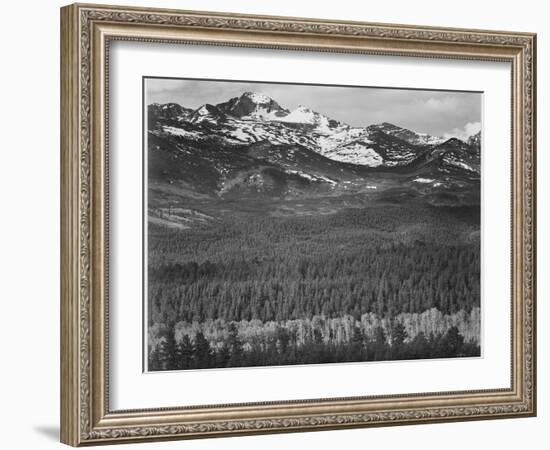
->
[148,102,193,120]
[368,122,445,146]
[376,122,399,129]
[283,106,324,125]
[188,103,227,123]
[442,137,466,145]
[196,104,220,115]
[215,92,289,119]
[240,91,274,104]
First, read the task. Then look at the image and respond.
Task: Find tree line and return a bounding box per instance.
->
[148,321,479,371]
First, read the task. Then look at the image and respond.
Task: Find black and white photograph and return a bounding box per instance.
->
[145,77,482,372]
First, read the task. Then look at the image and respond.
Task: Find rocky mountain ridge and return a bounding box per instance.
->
[147,91,481,206]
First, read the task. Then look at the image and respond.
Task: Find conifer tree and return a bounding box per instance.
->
[373,326,388,361]
[193,331,212,369]
[159,326,178,370]
[148,344,162,371]
[390,321,408,359]
[227,323,244,367]
[177,334,194,369]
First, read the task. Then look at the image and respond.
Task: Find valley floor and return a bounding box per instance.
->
[146,196,481,371]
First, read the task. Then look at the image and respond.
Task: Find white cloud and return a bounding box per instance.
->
[424,96,460,111]
[444,121,481,141]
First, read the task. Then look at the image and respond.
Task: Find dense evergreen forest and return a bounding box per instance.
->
[149,322,480,371]
[147,202,480,370]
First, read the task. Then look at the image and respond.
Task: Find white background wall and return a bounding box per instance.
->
[0,0,546,448]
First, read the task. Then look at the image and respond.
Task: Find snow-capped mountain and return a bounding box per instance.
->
[467,131,481,152]
[188,104,229,124]
[150,91,470,169]
[216,92,290,120]
[281,105,345,131]
[432,137,480,174]
[148,102,194,122]
[367,122,446,147]
[147,91,480,201]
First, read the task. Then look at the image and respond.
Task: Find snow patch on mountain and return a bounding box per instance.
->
[370,122,445,146]
[229,128,254,142]
[281,106,347,135]
[242,109,289,121]
[315,128,370,153]
[197,106,211,115]
[283,106,319,123]
[415,133,446,146]
[285,169,337,185]
[443,158,476,173]
[242,92,272,104]
[325,142,383,167]
[161,126,202,138]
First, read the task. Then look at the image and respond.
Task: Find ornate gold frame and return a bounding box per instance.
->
[60,3,536,446]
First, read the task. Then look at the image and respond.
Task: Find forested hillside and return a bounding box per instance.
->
[147,202,480,370]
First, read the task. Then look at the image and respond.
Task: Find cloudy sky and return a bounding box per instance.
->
[145,77,482,139]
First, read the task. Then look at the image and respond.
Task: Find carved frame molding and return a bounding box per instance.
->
[60,3,536,446]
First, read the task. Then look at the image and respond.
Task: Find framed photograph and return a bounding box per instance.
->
[60,3,537,446]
